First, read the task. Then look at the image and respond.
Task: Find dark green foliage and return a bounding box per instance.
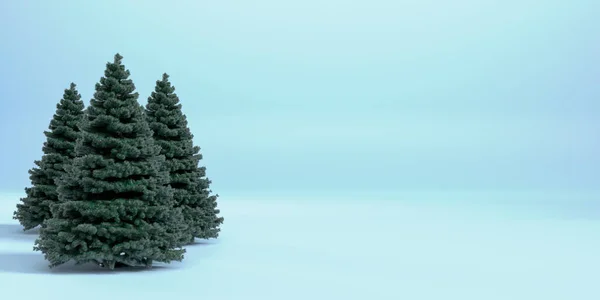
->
[14,83,85,230]
[34,54,187,269]
[146,73,223,243]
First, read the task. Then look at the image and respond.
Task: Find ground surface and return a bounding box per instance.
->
[0,190,599,300]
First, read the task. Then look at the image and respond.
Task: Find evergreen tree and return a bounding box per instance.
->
[34,54,186,269]
[145,73,223,243]
[14,83,85,230]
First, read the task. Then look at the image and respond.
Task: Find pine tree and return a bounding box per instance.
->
[145,73,223,243]
[34,54,186,269]
[14,83,85,230]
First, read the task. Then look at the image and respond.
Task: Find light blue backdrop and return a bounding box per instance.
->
[1,0,598,195]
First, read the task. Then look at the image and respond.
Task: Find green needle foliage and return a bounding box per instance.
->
[145,73,223,244]
[14,83,85,230]
[34,54,186,269]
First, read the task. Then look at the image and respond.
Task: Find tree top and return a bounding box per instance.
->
[114,53,123,64]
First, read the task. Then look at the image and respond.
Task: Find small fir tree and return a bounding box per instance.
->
[14,83,85,230]
[34,54,186,269]
[145,73,223,243]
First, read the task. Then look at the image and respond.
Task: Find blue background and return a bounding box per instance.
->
[1,0,598,195]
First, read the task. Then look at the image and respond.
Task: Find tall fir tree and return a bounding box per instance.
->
[34,54,187,269]
[145,73,223,243]
[14,83,85,230]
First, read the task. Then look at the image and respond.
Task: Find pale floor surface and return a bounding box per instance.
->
[0,191,599,300]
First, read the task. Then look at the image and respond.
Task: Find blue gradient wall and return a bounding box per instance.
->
[0,0,598,194]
